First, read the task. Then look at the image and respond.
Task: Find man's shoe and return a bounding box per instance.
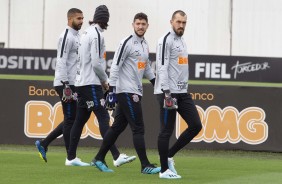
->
[141,164,161,174]
[113,153,136,167]
[65,157,90,166]
[159,169,181,179]
[91,160,114,172]
[168,157,177,174]
[35,140,47,163]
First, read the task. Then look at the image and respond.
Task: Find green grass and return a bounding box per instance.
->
[1,74,281,88]
[1,145,282,184]
[0,74,54,81]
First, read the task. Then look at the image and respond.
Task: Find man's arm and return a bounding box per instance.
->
[157,33,171,92]
[56,30,73,83]
[91,27,108,84]
[109,35,132,88]
[144,59,155,86]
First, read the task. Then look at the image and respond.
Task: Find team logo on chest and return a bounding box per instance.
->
[134,50,141,56]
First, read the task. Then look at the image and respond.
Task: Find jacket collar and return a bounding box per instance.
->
[132,32,145,42]
[93,24,104,32]
[67,26,79,35]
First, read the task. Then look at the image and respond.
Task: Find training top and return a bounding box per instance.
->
[54,26,79,86]
[154,29,189,94]
[109,33,155,96]
[75,24,108,87]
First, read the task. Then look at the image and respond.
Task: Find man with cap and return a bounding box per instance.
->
[65,5,136,167]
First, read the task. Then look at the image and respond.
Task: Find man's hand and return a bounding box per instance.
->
[101,81,109,91]
[61,81,74,103]
[163,92,178,109]
[105,92,117,110]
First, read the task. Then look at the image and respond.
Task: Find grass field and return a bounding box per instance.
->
[1,145,282,184]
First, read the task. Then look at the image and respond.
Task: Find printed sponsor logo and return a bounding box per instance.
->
[195,62,231,79]
[190,92,214,101]
[178,57,188,65]
[24,101,114,139]
[137,61,146,70]
[25,101,267,145]
[231,61,270,79]
[177,81,187,90]
[0,55,56,70]
[103,52,106,59]
[195,61,271,80]
[176,106,268,145]
[29,86,58,96]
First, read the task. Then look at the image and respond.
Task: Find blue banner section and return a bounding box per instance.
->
[0,49,282,82]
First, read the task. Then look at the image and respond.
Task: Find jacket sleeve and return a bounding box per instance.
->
[144,59,155,81]
[156,36,171,91]
[109,37,131,87]
[56,33,73,82]
[91,32,108,83]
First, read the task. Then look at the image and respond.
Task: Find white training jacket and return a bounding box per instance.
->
[75,24,108,87]
[154,29,189,94]
[54,26,79,86]
[109,32,155,96]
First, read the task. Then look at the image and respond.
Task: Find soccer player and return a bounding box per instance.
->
[92,12,160,174]
[65,5,136,166]
[35,8,84,163]
[154,10,202,179]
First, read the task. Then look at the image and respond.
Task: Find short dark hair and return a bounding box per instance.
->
[133,12,148,22]
[171,10,186,19]
[67,8,83,18]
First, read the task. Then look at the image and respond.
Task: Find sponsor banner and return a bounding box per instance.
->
[1,49,282,83]
[0,79,282,152]
[189,55,282,83]
[0,49,56,75]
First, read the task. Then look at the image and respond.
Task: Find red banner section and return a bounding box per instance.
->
[0,80,281,152]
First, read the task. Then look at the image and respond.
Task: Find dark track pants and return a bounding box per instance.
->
[95,93,150,167]
[67,85,120,160]
[157,93,202,172]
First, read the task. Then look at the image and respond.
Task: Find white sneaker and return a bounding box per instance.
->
[168,157,177,174]
[159,169,181,179]
[113,153,136,167]
[65,157,90,166]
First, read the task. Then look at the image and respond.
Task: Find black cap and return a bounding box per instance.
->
[93,5,109,23]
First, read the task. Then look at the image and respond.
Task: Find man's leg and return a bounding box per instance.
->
[117,93,160,174]
[39,122,64,150]
[94,104,128,162]
[168,93,202,157]
[118,93,151,168]
[67,107,91,160]
[92,85,121,160]
[55,85,77,152]
[156,94,177,173]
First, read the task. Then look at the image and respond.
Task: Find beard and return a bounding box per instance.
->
[173,27,184,36]
[134,30,146,37]
[72,22,82,31]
